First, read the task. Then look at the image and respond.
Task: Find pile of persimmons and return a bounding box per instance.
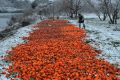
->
[3,20,120,80]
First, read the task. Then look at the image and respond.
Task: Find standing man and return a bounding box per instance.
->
[78,14,85,29]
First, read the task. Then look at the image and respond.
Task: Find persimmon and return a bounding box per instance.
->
[3,20,120,80]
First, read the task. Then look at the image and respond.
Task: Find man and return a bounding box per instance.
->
[78,14,85,29]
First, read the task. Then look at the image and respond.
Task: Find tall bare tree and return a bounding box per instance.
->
[98,0,108,21]
[55,0,81,18]
[85,0,103,21]
[86,0,120,24]
[103,0,120,24]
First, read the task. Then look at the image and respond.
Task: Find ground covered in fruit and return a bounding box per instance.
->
[3,20,120,80]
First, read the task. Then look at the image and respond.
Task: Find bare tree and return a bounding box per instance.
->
[98,0,108,21]
[85,0,103,21]
[59,0,81,18]
[103,0,120,24]
[58,0,74,18]
[85,0,120,24]
[73,0,81,18]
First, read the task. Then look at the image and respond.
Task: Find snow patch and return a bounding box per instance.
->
[69,17,120,68]
[0,19,41,80]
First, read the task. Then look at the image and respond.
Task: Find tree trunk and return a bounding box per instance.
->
[75,10,78,18]
[97,13,102,21]
[102,13,107,21]
[70,12,74,18]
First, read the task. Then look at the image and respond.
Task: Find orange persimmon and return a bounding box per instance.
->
[3,20,120,80]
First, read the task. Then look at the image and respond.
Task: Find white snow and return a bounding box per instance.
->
[0,7,23,13]
[83,13,99,19]
[69,13,120,68]
[0,19,41,80]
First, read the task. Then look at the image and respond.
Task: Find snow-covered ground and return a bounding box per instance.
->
[0,7,23,13]
[0,18,41,80]
[69,13,120,68]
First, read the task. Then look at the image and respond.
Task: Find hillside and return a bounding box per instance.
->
[0,0,31,12]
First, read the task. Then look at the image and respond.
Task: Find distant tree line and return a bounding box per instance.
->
[30,0,120,24]
[85,0,120,24]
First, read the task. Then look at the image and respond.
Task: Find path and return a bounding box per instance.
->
[2,20,120,80]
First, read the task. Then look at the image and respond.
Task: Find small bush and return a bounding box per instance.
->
[21,21,30,27]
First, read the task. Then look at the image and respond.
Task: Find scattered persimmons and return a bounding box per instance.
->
[3,20,120,80]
